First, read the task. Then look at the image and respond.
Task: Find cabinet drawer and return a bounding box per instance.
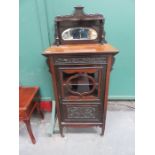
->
[61,104,103,122]
[54,55,107,65]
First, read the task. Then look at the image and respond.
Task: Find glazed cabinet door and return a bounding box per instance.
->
[55,64,107,122]
[56,66,106,101]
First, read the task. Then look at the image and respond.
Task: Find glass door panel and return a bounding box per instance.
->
[58,67,103,101]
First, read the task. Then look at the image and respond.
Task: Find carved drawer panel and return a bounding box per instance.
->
[54,55,107,65]
[61,104,103,122]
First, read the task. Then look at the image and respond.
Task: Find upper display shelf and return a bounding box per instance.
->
[54,6,106,45]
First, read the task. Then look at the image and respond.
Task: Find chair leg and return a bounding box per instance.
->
[24,120,36,144]
[36,90,44,120]
[37,104,44,119]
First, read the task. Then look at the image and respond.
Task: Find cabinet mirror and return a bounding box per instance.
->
[61,27,98,41]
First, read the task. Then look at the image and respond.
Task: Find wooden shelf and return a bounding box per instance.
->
[63,83,98,86]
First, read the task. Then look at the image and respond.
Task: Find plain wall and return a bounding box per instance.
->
[19,0,135,100]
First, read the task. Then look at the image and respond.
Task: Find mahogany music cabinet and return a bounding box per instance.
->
[43,6,118,136]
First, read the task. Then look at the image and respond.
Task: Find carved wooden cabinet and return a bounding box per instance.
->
[43,7,118,136]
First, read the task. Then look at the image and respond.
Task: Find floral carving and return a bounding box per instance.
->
[54,56,107,65]
[67,107,96,119]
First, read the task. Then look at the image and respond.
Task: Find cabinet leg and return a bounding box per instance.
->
[100,123,105,136]
[24,120,36,144]
[60,126,64,137]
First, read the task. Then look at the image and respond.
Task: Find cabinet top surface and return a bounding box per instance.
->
[43,44,118,55]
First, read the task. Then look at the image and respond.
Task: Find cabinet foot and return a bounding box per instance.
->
[100,124,105,136]
[60,126,64,137]
[61,133,65,137]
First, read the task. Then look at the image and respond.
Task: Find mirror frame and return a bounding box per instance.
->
[54,6,106,45]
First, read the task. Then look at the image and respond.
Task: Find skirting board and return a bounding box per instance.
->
[40,96,135,101]
[39,99,135,112]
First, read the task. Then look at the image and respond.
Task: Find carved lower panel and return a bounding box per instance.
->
[67,107,96,119]
[54,56,107,65]
[62,104,102,122]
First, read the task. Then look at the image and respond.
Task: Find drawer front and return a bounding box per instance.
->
[61,104,103,122]
[54,55,107,65]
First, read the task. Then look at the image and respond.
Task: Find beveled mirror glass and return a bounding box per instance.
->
[62,27,98,40]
